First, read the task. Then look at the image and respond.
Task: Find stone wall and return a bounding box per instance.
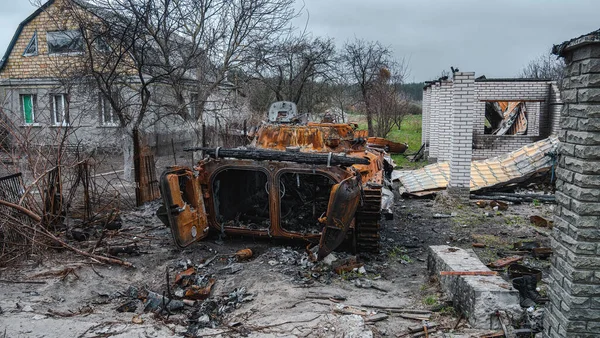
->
[544,36,600,338]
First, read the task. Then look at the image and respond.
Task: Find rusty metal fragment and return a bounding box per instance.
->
[235,249,253,260]
[488,256,523,268]
[366,137,408,154]
[529,215,552,228]
[184,278,215,300]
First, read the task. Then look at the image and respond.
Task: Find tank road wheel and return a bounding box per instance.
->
[354,187,382,253]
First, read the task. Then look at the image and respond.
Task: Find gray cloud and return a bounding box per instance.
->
[295,0,600,82]
[2,0,599,82]
[0,2,38,58]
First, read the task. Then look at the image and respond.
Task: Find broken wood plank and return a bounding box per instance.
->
[479,331,505,338]
[397,313,431,321]
[0,279,46,284]
[440,271,498,276]
[364,313,389,323]
[411,328,437,337]
[358,304,431,314]
[408,322,438,333]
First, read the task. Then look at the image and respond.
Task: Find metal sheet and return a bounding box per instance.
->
[398,137,558,194]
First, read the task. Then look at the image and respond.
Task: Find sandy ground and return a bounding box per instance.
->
[0,191,554,337]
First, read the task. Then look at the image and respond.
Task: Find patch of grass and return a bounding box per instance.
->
[452,212,486,227]
[438,305,457,316]
[387,245,413,263]
[423,294,438,306]
[355,114,426,169]
[532,199,541,207]
[504,215,527,226]
[471,234,511,248]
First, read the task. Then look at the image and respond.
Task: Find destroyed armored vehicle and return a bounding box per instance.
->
[158,102,390,259]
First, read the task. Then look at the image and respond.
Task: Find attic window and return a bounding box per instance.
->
[23,32,38,56]
[47,30,83,54]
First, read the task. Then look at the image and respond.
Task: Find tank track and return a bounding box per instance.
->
[354,186,381,253]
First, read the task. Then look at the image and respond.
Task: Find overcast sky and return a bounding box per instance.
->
[2,0,599,82]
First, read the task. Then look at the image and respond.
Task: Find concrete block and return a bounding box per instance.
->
[428,245,521,329]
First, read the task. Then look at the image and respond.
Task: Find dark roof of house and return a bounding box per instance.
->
[553,28,600,57]
[0,0,58,71]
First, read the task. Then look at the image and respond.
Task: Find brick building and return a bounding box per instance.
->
[422,75,562,161]
[0,0,248,154]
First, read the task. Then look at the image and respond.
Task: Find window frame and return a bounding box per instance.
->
[51,94,69,127]
[189,92,199,119]
[20,94,39,126]
[99,94,118,127]
[46,30,84,55]
[23,32,38,57]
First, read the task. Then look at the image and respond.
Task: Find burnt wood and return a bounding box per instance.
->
[184,147,370,166]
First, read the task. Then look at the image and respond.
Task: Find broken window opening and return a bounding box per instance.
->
[484,101,528,136]
[51,94,69,126]
[47,30,83,55]
[279,172,335,235]
[99,94,118,126]
[213,169,270,230]
[23,32,38,56]
[20,94,37,125]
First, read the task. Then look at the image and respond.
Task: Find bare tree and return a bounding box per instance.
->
[56,0,298,176]
[249,33,336,114]
[341,39,393,136]
[520,49,565,83]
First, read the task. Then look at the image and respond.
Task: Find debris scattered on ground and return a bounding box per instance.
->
[489,256,524,268]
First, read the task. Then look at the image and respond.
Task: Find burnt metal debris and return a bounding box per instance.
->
[159,101,393,259]
[397,136,558,196]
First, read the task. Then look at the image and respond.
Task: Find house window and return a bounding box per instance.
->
[47,30,83,54]
[99,95,118,126]
[95,37,111,53]
[20,94,37,124]
[23,32,38,56]
[189,93,198,118]
[51,94,69,126]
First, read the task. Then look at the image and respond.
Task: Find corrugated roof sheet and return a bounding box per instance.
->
[398,137,558,194]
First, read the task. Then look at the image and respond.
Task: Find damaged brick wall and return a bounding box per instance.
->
[437,80,453,162]
[422,77,563,161]
[544,33,600,338]
[447,72,475,199]
[422,86,431,150]
[428,83,441,162]
[473,79,559,159]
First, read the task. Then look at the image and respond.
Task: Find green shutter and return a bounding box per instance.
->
[23,95,33,124]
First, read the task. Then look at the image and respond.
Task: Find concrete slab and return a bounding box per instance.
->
[428,245,522,329]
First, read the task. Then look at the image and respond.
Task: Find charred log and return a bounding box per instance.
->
[184,147,370,166]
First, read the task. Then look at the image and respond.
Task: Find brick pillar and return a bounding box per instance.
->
[422,86,430,148]
[428,83,441,162]
[447,72,475,199]
[544,41,600,337]
[437,80,453,161]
